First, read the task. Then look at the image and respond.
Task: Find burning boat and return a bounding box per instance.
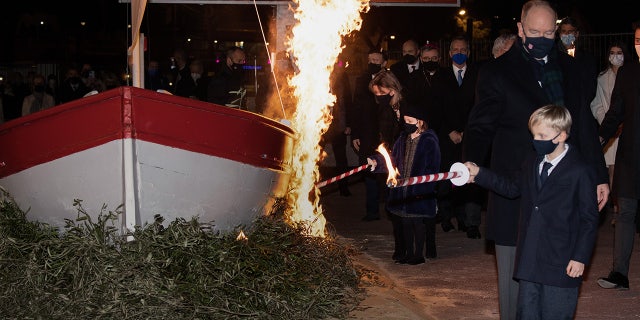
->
[0,86,294,233]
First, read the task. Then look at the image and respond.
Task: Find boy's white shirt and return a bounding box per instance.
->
[541,143,569,175]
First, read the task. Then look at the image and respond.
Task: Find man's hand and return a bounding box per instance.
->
[463,161,479,183]
[367,158,377,171]
[597,183,610,211]
[566,260,585,278]
[352,139,360,151]
[449,131,463,144]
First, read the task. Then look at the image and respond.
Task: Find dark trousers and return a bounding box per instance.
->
[360,154,387,218]
[331,133,350,193]
[613,197,639,276]
[389,211,405,258]
[402,217,425,259]
[363,173,380,216]
[424,216,437,258]
[517,280,578,320]
[436,180,465,225]
[462,183,484,227]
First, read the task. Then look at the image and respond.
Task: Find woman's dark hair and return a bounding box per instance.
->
[599,40,630,75]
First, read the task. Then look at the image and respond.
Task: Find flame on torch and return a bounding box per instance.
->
[285,0,369,237]
[376,143,399,187]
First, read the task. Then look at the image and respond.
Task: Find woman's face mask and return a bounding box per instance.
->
[609,53,624,67]
[375,94,392,106]
[560,33,576,46]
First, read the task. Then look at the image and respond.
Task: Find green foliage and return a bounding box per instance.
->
[0,196,362,319]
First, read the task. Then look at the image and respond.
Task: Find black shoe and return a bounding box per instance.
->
[598,271,630,290]
[466,226,481,239]
[457,220,468,232]
[425,254,437,260]
[392,250,407,262]
[395,256,410,264]
[441,220,454,232]
[406,257,425,265]
[361,214,380,221]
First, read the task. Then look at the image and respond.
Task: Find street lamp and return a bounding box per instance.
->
[458,8,473,39]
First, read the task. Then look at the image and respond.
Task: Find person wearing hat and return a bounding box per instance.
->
[367,103,441,265]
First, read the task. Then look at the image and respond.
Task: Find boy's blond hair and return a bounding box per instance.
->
[528,104,572,134]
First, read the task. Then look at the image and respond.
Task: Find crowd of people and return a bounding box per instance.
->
[0,46,250,124]
[0,63,123,123]
[345,1,640,319]
[144,46,249,109]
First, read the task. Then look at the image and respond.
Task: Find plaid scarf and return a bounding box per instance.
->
[522,47,565,106]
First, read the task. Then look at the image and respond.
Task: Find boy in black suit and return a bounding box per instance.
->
[464,105,599,319]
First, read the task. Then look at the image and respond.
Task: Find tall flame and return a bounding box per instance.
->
[376,144,399,187]
[286,0,369,237]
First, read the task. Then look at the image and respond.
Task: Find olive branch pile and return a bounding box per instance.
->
[0,195,363,319]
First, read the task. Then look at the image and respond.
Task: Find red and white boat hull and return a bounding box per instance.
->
[0,86,294,233]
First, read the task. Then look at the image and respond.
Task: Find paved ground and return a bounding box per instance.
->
[319,174,640,320]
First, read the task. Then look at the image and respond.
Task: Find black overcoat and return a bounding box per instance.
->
[463,40,607,246]
[600,59,640,199]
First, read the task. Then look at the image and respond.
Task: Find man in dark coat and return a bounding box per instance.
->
[596,21,640,291]
[58,67,90,104]
[207,46,246,107]
[351,50,388,221]
[389,39,420,99]
[462,1,609,319]
[438,35,483,239]
[556,16,598,103]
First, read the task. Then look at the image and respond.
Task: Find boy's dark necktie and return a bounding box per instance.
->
[540,161,552,186]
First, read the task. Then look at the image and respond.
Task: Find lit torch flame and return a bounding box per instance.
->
[286,0,369,237]
[376,143,399,188]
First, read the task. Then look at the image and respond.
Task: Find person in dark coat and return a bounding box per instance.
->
[368,103,441,265]
[207,46,246,107]
[466,105,598,319]
[596,20,640,291]
[351,50,388,221]
[405,42,447,138]
[366,69,405,260]
[462,1,609,319]
[170,48,191,96]
[145,60,171,92]
[438,35,483,238]
[389,39,420,95]
[556,16,598,103]
[57,67,90,104]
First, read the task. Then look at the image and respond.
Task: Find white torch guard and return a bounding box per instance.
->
[449,162,470,186]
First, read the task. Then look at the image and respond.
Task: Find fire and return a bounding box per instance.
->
[286,0,369,237]
[236,230,248,241]
[376,144,399,187]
